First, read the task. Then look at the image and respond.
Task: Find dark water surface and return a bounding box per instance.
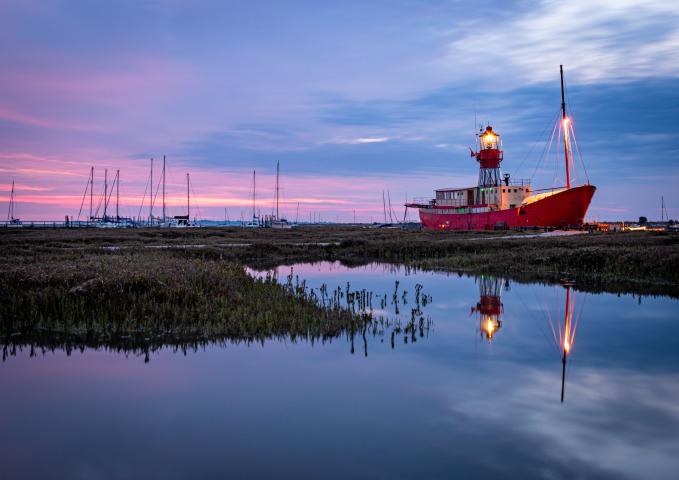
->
[2,262,678,479]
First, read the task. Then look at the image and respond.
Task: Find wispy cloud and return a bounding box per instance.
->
[447,0,679,87]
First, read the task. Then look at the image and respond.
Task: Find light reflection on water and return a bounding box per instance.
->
[2,261,678,479]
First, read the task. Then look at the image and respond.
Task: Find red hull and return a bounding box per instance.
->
[419,185,596,230]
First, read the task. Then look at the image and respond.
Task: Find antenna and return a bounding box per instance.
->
[560,65,571,189]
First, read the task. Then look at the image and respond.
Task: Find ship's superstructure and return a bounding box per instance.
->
[408,66,595,230]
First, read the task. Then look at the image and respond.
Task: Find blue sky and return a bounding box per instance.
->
[1,0,677,221]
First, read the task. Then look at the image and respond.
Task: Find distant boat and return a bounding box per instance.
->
[168,172,199,227]
[264,161,292,228]
[6,180,22,227]
[244,170,261,228]
[407,65,595,230]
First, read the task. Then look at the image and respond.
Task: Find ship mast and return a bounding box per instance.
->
[560,65,571,190]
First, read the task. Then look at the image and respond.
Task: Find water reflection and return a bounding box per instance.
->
[471,275,505,341]
[470,275,583,403]
[3,262,679,479]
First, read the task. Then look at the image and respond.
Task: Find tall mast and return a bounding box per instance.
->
[387,190,394,223]
[7,180,14,221]
[186,172,190,219]
[149,158,154,223]
[104,168,108,218]
[382,190,387,223]
[560,65,571,190]
[661,196,665,222]
[252,170,256,220]
[116,169,120,220]
[276,160,280,219]
[90,166,94,222]
[162,155,166,222]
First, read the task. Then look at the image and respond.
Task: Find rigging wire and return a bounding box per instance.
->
[76,171,91,221]
[563,75,590,185]
[137,171,150,219]
[531,113,560,183]
[189,175,203,220]
[105,172,117,215]
[514,107,561,177]
[151,170,163,214]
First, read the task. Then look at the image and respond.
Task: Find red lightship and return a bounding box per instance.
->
[407,66,595,230]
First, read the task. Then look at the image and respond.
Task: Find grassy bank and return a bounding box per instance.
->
[1,226,678,358]
[2,226,679,294]
[0,250,376,359]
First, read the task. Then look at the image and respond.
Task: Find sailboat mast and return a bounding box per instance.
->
[116,169,120,220]
[252,170,256,219]
[382,190,387,223]
[560,65,571,190]
[276,160,280,219]
[149,158,154,224]
[162,156,166,222]
[186,172,190,219]
[660,196,665,222]
[90,166,94,222]
[104,168,108,218]
[7,180,14,221]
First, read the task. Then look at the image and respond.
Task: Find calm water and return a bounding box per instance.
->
[2,262,678,479]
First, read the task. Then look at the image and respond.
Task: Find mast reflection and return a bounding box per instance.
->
[557,284,578,403]
[470,275,583,403]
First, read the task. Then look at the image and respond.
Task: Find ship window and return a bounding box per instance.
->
[513,189,517,193]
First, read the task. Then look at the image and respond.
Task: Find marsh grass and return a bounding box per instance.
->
[1,249,433,361]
